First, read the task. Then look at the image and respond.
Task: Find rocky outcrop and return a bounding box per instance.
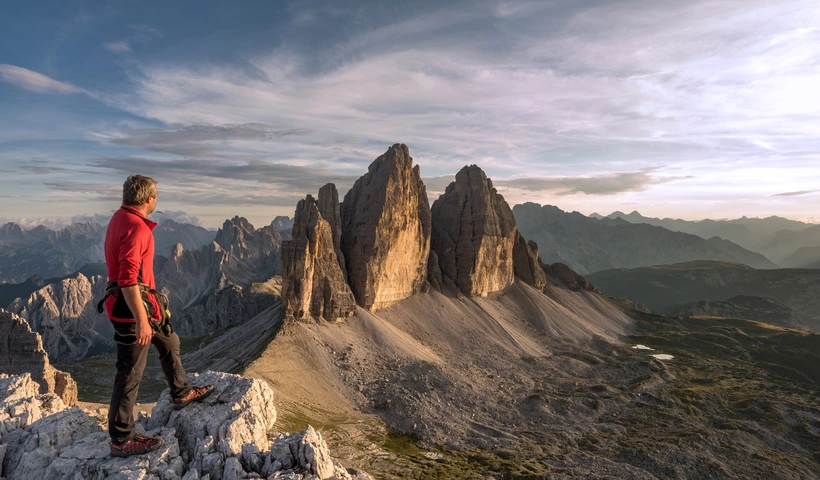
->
[153,219,215,257]
[175,284,279,336]
[6,273,110,363]
[430,165,516,297]
[156,216,282,336]
[318,183,346,277]
[0,371,370,480]
[543,263,599,293]
[213,216,282,286]
[427,251,443,293]
[513,233,548,291]
[282,194,356,323]
[0,312,77,406]
[340,144,431,310]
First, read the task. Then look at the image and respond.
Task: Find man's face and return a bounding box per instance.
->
[148,194,157,214]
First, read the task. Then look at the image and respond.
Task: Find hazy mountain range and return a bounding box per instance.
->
[591,210,820,266]
[513,203,777,275]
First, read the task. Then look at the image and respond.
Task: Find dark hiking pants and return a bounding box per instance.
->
[108,321,191,443]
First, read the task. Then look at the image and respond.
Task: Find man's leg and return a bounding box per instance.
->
[108,321,150,444]
[151,330,191,399]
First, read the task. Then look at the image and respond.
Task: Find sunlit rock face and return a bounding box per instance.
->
[282,192,356,323]
[430,165,516,297]
[6,273,109,363]
[340,144,431,311]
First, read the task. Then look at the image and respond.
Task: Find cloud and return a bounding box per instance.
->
[496,168,693,196]
[150,210,203,226]
[770,189,819,197]
[0,64,87,95]
[106,123,311,157]
[104,41,132,54]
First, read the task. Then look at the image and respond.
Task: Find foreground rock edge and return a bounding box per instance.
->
[0,371,371,480]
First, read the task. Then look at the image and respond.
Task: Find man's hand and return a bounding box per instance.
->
[135,319,153,345]
[121,285,153,345]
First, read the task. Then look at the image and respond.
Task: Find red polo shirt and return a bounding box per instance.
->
[104,205,161,322]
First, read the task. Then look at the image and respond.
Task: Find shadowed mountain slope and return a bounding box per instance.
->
[588,261,820,331]
[514,203,778,275]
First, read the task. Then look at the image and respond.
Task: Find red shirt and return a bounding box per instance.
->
[104,205,160,322]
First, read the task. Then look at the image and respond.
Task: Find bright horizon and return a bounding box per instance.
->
[2,0,819,229]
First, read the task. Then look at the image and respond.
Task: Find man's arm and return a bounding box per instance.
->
[121,285,152,345]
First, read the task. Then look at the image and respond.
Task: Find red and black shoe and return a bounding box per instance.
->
[173,384,214,410]
[110,435,165,457]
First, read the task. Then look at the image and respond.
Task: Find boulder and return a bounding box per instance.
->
[282,195,356,323]
[0,311,77,406]
[513,233,548,291]
[430,165,516,297]
[340,144,431,310]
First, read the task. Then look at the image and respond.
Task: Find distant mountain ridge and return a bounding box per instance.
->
[513,203,777,275]
[587,260,820,331]
[593,210,818,264]
[0,218,216,283]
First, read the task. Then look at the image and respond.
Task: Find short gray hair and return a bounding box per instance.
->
[122,175,157,206]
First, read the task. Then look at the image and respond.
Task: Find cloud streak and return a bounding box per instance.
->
[770,189,819,197]
[0,64,88,95]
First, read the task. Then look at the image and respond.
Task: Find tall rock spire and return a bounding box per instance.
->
[340,144,431,311]
[430,165,516,296]
[281,194,356,322]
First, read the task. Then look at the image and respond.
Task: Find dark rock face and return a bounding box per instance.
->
[513,233,548,291]
[543,263,599,293]
[282,195,356,322]
[430,165,516,297]
[175,284,278,336]
[318,183,346,278]
[0,311,77,406]
[427,250,443,293]
[340,144,431,310]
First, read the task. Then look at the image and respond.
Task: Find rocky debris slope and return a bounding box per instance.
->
[0,312,77,406]
[6,273,110,363]
[340,144,431,311]
[430,165,516,297]
[182,303,283,373]
[0,371,370,480]
[282,191,355,323]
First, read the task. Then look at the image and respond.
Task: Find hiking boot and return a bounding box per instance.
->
[173,384,214,410]
[110,435,164,457]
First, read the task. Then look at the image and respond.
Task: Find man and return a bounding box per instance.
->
[102,175,213,457]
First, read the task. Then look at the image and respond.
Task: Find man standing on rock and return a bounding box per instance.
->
[101,175,213,457]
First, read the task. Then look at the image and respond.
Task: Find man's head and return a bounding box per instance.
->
[122,175,158,214]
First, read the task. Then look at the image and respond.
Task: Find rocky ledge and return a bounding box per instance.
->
[0,371,370,480]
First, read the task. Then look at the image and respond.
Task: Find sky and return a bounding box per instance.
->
[1,0,819,229]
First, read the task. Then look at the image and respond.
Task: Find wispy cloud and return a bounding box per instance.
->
[770,189,819,197]
[496,168,693,196]
[0,64,88,95]
[104,41,132,54]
